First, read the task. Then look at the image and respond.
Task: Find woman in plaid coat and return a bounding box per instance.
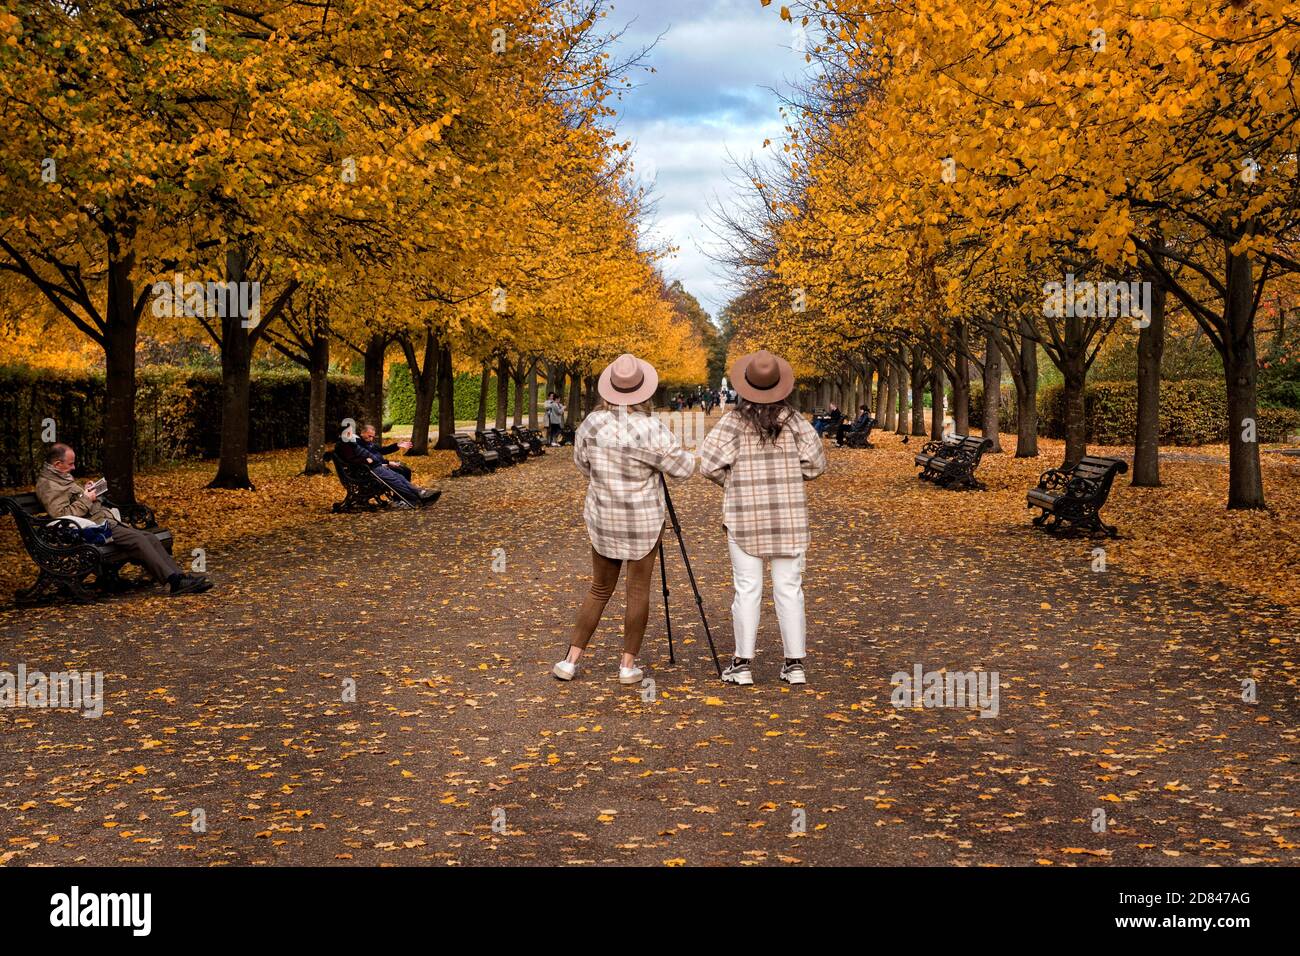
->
[553,354,695,685]
[698,350,826,686]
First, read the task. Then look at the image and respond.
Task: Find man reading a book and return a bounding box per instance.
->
[35,444,212,596]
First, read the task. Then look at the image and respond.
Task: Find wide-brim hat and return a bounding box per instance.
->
[597,353,659,405]
[730,350,794,404]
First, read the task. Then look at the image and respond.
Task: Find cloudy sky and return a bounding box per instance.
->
[606,0,805,321]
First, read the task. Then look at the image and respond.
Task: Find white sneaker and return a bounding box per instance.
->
[619,665,643,685]
[780,660,807,685]
[721,658,754,685]
[552,660,577,681]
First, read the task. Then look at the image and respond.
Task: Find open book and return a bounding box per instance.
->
[86,478,108,497]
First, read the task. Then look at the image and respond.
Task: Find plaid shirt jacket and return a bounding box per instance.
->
[698,409,827,558]
[574,409,696,560]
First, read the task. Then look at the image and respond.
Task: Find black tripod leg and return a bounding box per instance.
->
[658,536,675,664]
[674,531,723,678]
[660,475,723,678]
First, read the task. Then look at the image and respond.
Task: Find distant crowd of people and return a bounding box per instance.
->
[667,386,733,414]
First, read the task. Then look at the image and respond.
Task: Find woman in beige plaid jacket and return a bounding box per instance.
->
[553,354,695,685]
[698,350,827,686]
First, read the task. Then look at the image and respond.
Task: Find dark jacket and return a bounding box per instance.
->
[358,437,399,466]
[335,438,381,470]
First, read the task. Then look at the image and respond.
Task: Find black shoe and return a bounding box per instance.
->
[170,574,212,596]
[419,488,442,505]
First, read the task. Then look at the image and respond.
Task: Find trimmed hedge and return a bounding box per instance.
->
[0,365,364,488]
[969,378,1300,446]
[966,383,1018,434]
[385,364,502,424]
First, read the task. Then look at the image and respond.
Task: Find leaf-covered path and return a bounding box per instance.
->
[1,438,1296,866]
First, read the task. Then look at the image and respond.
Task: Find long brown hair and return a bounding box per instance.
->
[735,397,792,444]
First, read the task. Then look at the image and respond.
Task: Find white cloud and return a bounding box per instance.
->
[608,0,806,316]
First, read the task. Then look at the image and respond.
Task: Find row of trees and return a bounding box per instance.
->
[716,0,1299,509]
[0,0,708,500]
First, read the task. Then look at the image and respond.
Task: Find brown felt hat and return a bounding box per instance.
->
[597,353,659,406]
[730,350,794,404]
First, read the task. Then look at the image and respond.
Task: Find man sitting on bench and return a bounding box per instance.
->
[355,424,415,481]
[813,403,843,436]
[836,405,872,446]
[35,444,213,596]
[335,422,440,505]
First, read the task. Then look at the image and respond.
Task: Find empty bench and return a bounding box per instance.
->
[0,492,173,605]
[1027,455,1128,538]
[453,434,499,477]
[476,428,525,467]
[914,434,994,491]
[511,424,546,457]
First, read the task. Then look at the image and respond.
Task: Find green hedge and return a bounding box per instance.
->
[385,364,502,424]
[969,377,1300,445]
[966,383,1018,433]
[0,365,364,488]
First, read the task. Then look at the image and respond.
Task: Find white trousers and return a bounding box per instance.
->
[727,535,807,660]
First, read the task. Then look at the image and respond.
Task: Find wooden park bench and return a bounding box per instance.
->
[839,415,877,449]
[324,448,398,512]
[1027,455,1128,538]
[914,434,994,491]
[452,433,499,477]
[0,492,173,605]
[476,428,523,466]
[510,424,546,457]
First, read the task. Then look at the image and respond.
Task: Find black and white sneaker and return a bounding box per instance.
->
[780,659,807,685]
[721,658,753,686]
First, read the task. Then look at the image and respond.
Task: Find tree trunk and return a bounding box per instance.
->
[952,322,971,435]
[1061,351,1087,468]
[362,333,385,430]
[1224,245,1265,509]
[910,345,926,435]
[209,247,255,490]
[477,363,491,432]
[883,363,898,431]
[528,360,540,429]
[894,353,908,436]
[1133,243,1166,486]
[405,330,439,455]
[982,329,1002,452]
[567,372,581,426]
[103,248,139,503]
[929,360,945,438]
[434,340,457,450]
[875,359,890,425]
[494,354,510,429]
[1014,317,1039,457]
[303,331,329,475]
[512,359,525,427]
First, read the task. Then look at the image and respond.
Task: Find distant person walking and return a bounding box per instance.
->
[554,354,695,685]
[699,350,826,686]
